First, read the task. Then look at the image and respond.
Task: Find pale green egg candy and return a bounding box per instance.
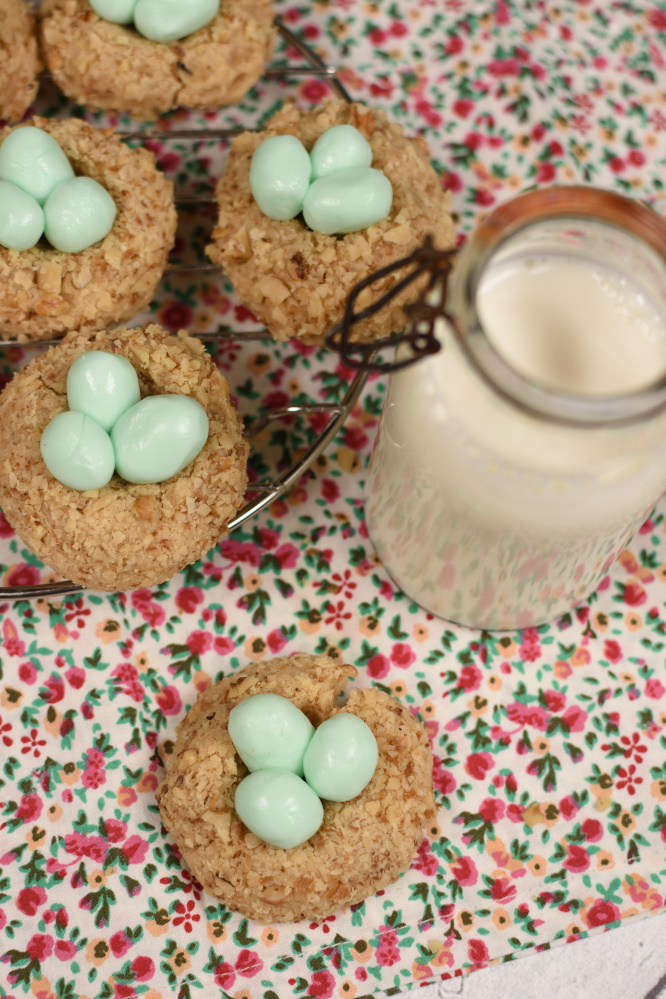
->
[234,769,324,849]
[303,712,378,802]
[134,0,219,43]
[228,693,315,776]
[111,394,209,484]
[43,177,116,254]
[303,166,393,236]
[249,135,312,221]
[40,411,115,492]
[0,180,44,252]
[0,126,74,206]
[89,0,138,23]
[310,124,373,181]
[67,351,141,433]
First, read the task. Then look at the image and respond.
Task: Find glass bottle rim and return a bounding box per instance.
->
[447,185,666,427]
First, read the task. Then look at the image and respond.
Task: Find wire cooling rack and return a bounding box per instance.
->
[0,20,370,601]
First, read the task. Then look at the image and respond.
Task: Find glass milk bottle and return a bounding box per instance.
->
[365,188,666,630]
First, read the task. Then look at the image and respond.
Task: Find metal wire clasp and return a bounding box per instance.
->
[325,236,457,373]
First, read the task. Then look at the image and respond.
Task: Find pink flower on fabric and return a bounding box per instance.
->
[18,661,37,684]
[585,899,620,927]
[374,927,400,967]
[559,796,579,821]
[131,956,155,981]
[187,630,212,656]
[267,629,287,654]
[507,702,549,731]
[458,665,482,691]
[465,752,494,780]
[413,840,438,876]
[103,818,127,843]
[121,835,149,865]
[563,844,590,873]
[3,620,25,657]
[432,759,457,796]
[543,690,566,713]
[214,636,235,655]
[15,793,42,823]
[562,705,587,732]
[7,563,39,588]
[175,587,204,614]
[479,798,505,824]
[390,643,416,669]
[214,962,236,990]
[645,678,665,699]
[581,819,603,842]
[603,639,622,663]
[623,582,646,606]
[450,855,478,887]
[235,949,263,977]
[0,511,14,537]
[26,934,53,962]
[156,685,182,716]
[275,543,299,569]
[491,876,517,903]
[54,940,77,961]
[219,539,261,567]
[307,970,336,997]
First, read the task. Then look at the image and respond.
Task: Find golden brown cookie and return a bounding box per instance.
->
[206,99,456,346]
[0,0,41,123]
[0,324,249,591]
[38,0,275,120]
[0,118,176,342]
[157,653,435,923]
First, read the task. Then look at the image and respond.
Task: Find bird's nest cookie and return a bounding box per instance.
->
[0,324,249,591]
[206,99,457,345]
[0,0,41,123]
[0,117,176,342]
[38,0,275,120]
[157,653,435,922]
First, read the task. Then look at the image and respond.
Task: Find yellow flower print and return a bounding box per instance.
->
[136,771,159,794]
[390,680,408,697]
[135,651,150,672]
[42,707,62,739]
[468,694,488,717]
[625,612,642,630]
[571,647,590,667]
[46,803,62,822]
[491,907,512,930]
[244,574,262,592]
[619,671,635,685]
[651,779,666,800]
[26,826,46,851]
[359,614,380,637]
[247,352,272,376]
[618,809,636,834]
[527,854,547,877]
[260,927,279,947]
[456,910,474,932]
[243,636,266,659]
[206,920,227,944]
[88,868,107,888]
[420,700,436,720]
[336,446,362,474]
[193,671,212,694]
[85,939,110,966]
[95,619,121,644]
[339,981,357,999]
[553,660,573,680]
[411,962,433,981]
[565,921,584,938]
[145,910,170,937]
[350,941,371,963]
[0,686,23,710]
[533,737,550,756]
[596,850,615,871]
[487,673,502,691]
[496,637,517,658]
[59,763,81,786]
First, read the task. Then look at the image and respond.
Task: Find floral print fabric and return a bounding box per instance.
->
[2,1,666,997]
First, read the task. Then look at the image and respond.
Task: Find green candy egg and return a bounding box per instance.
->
[234,769,324,849]
[303,166,393,236]
[111,394,209,484]
[0,180,44,252]
[134,0,219,43]
[303,713,378,802]
[228,693,314,776]
[0,126,74,206]
[67,351,141,433]
[310,124,373,181]
[43,177,116,254]
[249,135,312,221]
[89,0,138,23]
[40,411,115,492]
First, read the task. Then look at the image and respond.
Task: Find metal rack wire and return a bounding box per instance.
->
[0,20,369,601]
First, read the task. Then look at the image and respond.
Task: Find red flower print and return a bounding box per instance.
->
[413,839,438,876]
[214,636,235,655]
[0,511,14,537]
[41,675,65,703]
[0,715,12,747]
[623,582,646,606]
[374,927,400,967]
[20,728,46,758]
[110,930,132,958]
[159,301,193,331]
[559,795,580,821]
[16,885,47,916]
[54,940,77,961]
[468,939,489,965]
[131,956,155,981]
[507,701,548,730]
[603,639,622,663]
[156,685,182,717]
[581,818,603,842]
[175,586,204,614]
[16,793,42,823]
[65,666,85,689]
[7,563,39,588]
[543,690,566,713]
[458,664,482,691]
[465,752,494,780]
[585,899,620,928]
[648,8,666,29]
[215,962,236,990]
[306,970,335,997]
[390,643,416,669]
[3,620,25,657]
[26,933,53,962]
[491,876,517,903]
[563,844,590,873]
[479,798,505,824]
[453,98,473,118]
[321,478,340,503]
[267,628,288,654]
[187,630,212,656]
[620,732,647,762]
[18,661,37,684]
[450,855,478,887]
[235,949,263,977]
[172,898,200,932]
[615,764,643,795]
[324,600,352,631]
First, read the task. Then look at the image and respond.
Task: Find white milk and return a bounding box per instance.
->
[365,254,666,629]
